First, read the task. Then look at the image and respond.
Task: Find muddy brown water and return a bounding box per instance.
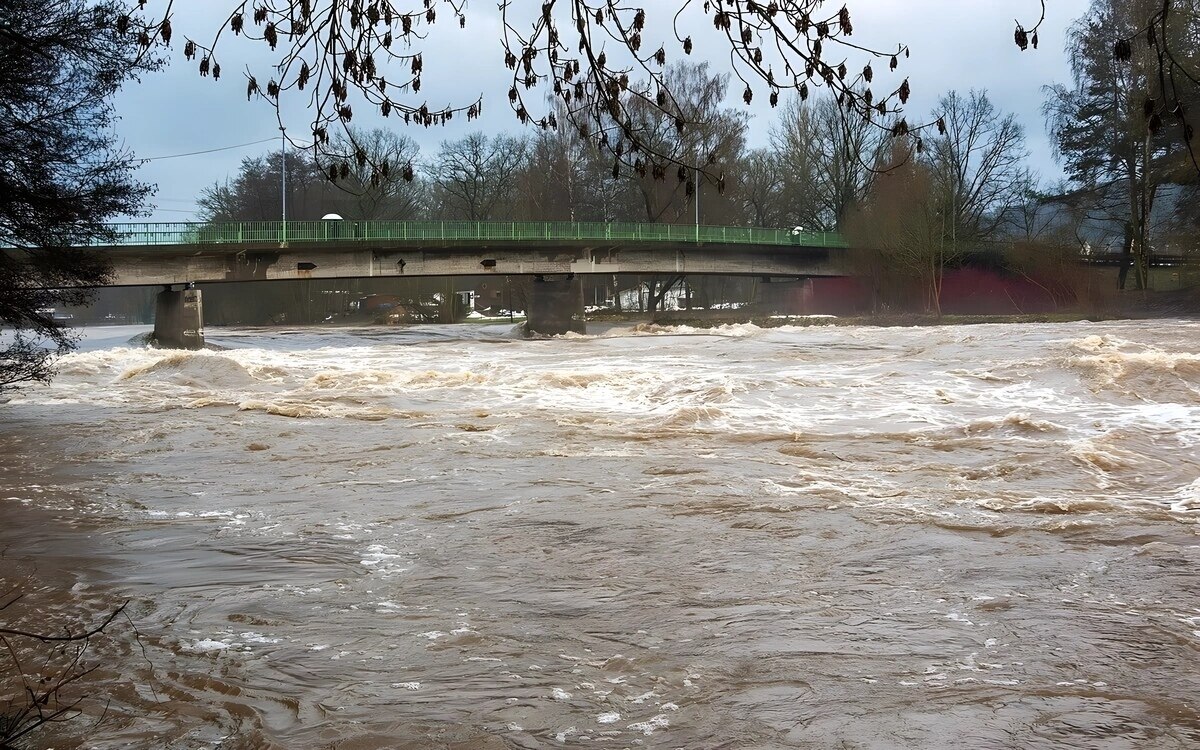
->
[1,320,1198,748]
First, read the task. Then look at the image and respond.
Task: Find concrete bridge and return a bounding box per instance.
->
[90,220,850,346]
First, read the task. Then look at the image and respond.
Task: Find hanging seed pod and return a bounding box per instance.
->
[1014,25,1028,51]
[246,76,258,100]
[267,79,279,98]
[683,36,693,55]
[936,117,946,135]
[1032,30,1039,49]
[402,163,414,181]
[837,63,847,80]
[677,165,688,183]
[657,89,667,106]
[770,91,779,107]
[184,40,195,59]
[743,86,753,104]
[212,62,221,79]
[381,100,391,117]
[200,56,210,76]
[231,13,243,34]
[839,7,852,35]
[460,14,465,28]
[159,19,172,44]
[863,63,873,83]
[1114,38,1132,61]
[898,78,910,104]
[655,47,666,65]
[116,15,129,34]
[889,55,898,71]
[254,6,267,24]
[799,82,808,100]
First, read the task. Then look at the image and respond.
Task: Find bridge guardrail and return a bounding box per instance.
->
[95,221,849,249]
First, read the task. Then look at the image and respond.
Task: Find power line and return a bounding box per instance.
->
[142,137,277,162]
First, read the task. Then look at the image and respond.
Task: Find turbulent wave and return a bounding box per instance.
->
[1069,335,1200,402]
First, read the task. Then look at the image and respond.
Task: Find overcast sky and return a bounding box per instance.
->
[114,0,1090,222]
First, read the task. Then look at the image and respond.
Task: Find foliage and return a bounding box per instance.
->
[1044,0,1200,290]
[844,145,950,315]
[0,0,157,392]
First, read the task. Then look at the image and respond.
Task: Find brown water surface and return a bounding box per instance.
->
[1,320,1198,748]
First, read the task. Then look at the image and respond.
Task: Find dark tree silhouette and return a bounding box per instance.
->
[0,0,159,392]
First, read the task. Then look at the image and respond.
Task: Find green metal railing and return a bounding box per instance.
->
[94,220,848,249]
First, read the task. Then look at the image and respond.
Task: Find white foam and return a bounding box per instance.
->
[627,714,670,735]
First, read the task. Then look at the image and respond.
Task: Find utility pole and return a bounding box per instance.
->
[280,126,288,247]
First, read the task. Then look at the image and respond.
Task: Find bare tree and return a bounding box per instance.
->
[120,2,937,182]
[735,148,788,227]
[924,89,1033,247]
[328,127,425,219]
[620,62,748,223]
[845,144,949,316]
[197,150,333,222]
[427,132,528,220]
[772,93,887,230]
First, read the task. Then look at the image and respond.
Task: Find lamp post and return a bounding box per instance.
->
[280,126,288,247]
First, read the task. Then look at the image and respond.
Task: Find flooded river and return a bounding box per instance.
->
[1,319,1198,748]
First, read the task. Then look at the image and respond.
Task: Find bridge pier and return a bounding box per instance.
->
[525,274,585,337]
[153,286,205,349]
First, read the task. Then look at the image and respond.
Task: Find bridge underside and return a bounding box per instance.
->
[103,240,844,287]
[96,240,845,347]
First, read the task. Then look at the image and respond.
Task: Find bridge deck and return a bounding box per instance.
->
[98,220,847,249]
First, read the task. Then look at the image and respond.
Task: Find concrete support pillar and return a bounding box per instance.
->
[525,274,585,336]
[153,287,205,349]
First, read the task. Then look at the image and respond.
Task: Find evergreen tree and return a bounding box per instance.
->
[0,0,158,391]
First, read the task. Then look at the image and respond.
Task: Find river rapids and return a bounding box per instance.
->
[1,319,1198,748]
